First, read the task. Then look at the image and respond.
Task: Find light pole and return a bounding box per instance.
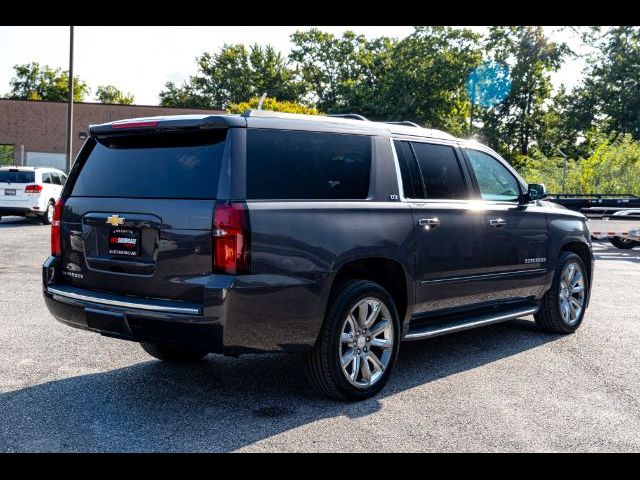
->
[557,148,568,193]
[65,26,74,173]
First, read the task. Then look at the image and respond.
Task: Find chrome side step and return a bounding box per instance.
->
[403,305,539,341]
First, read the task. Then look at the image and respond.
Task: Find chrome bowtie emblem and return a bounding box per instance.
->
[106,215,125,226]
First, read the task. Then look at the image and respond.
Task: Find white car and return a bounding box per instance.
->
[0,166,67,225]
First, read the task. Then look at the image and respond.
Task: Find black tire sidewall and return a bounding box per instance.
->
[609,236,640,249]
[324,281,401,400]
[41,202,54,225]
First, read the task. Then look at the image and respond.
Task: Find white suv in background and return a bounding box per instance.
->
[0,166,67,225]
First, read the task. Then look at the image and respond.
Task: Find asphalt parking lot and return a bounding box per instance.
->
[1,216,639,452]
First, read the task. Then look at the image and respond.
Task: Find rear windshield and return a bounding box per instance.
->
[69,130,227,199]
[0,171,35,183]
[246,129,372,200]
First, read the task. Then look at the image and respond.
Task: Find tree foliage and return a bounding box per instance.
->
[159,44,304,109]
[95,85,134,104]
[0,145,13,166]
[477,27,571,162]
[227,96,318,115]
[5,62,89,102]
[520,135,640,195]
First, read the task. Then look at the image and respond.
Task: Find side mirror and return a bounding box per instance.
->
[527,183,547,201]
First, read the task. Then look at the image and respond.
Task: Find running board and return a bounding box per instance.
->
[403,305,539,341]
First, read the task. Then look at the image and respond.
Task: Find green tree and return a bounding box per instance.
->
[575,27,640,139]
[95,85,134,105]
[5,62,89,102]
[289,27,482,136]
[227,96,319,115]
[159,44,304,109]
[0,145,14,166]
[477,27,571,164]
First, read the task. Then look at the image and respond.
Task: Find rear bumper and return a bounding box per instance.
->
[0,206,41,216]
[42,256,325,355]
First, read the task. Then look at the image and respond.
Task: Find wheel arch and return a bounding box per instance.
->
[329,256,412,327]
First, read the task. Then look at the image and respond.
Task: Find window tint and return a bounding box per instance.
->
[41,172,52,184]
[466,149,521,202]
[0,171,35,183]
[50,173,62,185]
[394,140,424,198]
[70,130,227,199]
[411,143,467,199]
[246,129,371,200]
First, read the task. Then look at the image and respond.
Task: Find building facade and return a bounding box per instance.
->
[0,99,226,171]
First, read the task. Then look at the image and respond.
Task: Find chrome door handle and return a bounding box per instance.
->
[489,218,507,228]
[419,218,440,230]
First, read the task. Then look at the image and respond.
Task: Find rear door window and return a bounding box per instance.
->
[50,173,63,185]
[69,130,227,199]
[246,129,372,200]
[41,172,52,184]
[0,171,35,183]
[394,140,424,199]
[411,142,468,200]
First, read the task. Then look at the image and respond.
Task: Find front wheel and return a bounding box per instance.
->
[140,342,209,363]
[535,252,588,333]
[609,236,640,249]
[305,280,401,401]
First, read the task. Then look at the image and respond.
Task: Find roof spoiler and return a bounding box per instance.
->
[89,115,245,136]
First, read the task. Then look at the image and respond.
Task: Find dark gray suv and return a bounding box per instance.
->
[43,110,594,401]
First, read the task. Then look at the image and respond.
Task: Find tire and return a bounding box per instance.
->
[535,252,589,334]
[609,236,640,249]
[305,279,401,401]
[41,201,54,225]
[140,342,209,363]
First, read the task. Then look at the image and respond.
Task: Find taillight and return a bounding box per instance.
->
[25,184,43,193]
[51,198,65,256]
[212,202,250,275]
[111,120,159,129]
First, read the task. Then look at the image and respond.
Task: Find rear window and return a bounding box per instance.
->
[0,170,35,183]
[69,130,227,199]
[246,129,372,200]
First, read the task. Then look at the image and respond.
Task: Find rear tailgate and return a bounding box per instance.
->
[0,170,36,207]
[58,129,229,304]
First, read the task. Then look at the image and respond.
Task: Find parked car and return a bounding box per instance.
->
[0,166,67,224]
[42,111,594,401]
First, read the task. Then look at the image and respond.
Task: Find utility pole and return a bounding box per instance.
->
[65,26,74,173]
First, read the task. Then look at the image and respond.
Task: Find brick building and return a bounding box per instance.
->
[0,99,225,171]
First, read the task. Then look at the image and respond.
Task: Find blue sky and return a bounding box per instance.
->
[0,26,588,106]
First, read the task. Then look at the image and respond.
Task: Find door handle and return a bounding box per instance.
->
[489,218,507,228]
[419,218,440,230]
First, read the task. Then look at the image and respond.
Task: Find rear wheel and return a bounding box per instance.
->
[140,342,209,363]
[41,201,54,225]
[305,279,401,401]
[535,252,588,333]
[609,236,640,249]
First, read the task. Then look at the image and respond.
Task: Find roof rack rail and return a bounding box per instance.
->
[326,113,369,121]
[385,121,421,128]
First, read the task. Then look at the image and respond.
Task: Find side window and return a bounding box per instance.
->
[393,140,424,199]
[61,174,67,185]
[411,142,468,199]
[466,149,521,202]
[50,173,62,185]
[246,129,372,200]
[41,172,52,184]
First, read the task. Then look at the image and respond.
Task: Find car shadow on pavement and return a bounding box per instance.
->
[0,318,562,452]
[592,240,640,264]
[0,217,45,228]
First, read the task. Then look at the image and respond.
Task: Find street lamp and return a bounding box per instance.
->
[65,26,74,173]
[557,148,568,193]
